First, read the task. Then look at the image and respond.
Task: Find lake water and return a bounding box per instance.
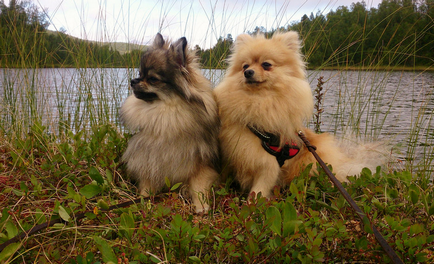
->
[1,68,433,173]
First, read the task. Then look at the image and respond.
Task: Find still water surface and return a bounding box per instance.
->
[1,68,433,170]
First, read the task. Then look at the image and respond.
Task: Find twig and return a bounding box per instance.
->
[314,76,324,133]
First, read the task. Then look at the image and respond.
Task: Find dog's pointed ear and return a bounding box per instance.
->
[172,37,188,67]
[272,31,301,52]
[234,34,252,47]
[153,33,165,48]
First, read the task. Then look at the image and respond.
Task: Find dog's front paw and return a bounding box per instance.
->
[138,179,154,197]
[194,203,210,215]
[249,190,272,200]
[139,187,153,197]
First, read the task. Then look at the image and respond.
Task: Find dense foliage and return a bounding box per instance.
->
[199,0,434,69]
[1,0,433,69]
[201,0,434,67]
[291,0,434,67]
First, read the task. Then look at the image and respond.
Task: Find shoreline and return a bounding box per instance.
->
[2,65,434,72]
[309,65,434,72]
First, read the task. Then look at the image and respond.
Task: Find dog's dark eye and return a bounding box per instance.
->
[242,64,249,70]
[262,62,272,70]
[147,76,159,84]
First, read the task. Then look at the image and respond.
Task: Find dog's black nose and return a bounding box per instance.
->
[131,78,140,86]
[244,69,254,79]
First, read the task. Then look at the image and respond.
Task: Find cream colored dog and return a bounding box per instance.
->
[214,31,387,198]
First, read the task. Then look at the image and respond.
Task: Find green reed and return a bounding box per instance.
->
[298,2,434,179]
[0,1,432,175]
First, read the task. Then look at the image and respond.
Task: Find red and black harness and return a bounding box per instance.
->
[248,125,300,167]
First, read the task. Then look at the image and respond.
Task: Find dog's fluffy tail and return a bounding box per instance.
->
[333,135,394,179]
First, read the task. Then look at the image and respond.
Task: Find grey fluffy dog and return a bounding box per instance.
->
[120,33,220,213]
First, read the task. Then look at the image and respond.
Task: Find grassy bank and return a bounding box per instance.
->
[0,123,433,263]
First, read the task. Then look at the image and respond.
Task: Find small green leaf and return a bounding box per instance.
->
[283,220,302,236]
[170,182,182,191]
[216,188,228,196]
[386,188,399,199]
[20,182,28,194]
[172,214,183,228]
[408,184,419,204]
[97,199,110,210]
[58,206,70,222]
[236,234,245,241]
[415,252,428,262]
[105,169,113,183]
[67,186,82,203]
[289,182,298,198]
[165,177,171,188]
[283,202,297,221]
[150,255,162,263]
[120,212,135,239]
[428,205,434,216]
[355,237,368,250]
[12,188,24,197]
[313,237,322,246]
[51,223,66,229]
[35,209,46,224]
[188,256,201,262]
[360,167,372,178]
[409,224,424,235]
[283,202,299,236]
[229,252,241,258]
[5,221,18,239]
[79,184,102,199]
[362,216,373,234]
[0,242,21,262]
[94,237,117,263]
[0,208,10,224]
[89,167,104,185]
[85,212,97,220]
[85,252,95,263]
[266,206,282,236]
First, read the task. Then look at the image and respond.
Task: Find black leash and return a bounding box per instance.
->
[298,131,404,264]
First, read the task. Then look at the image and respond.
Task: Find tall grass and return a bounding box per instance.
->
[0,1,432,184]
[0,0,433,262]
[0,0,432,182]
[296,0,434,178]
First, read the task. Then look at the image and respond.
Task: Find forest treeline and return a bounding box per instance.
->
[1,0,433,69]
[200,0,434,69]
[0,0,143,68]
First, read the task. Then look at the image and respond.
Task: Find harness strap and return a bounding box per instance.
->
[248,125,299,167]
